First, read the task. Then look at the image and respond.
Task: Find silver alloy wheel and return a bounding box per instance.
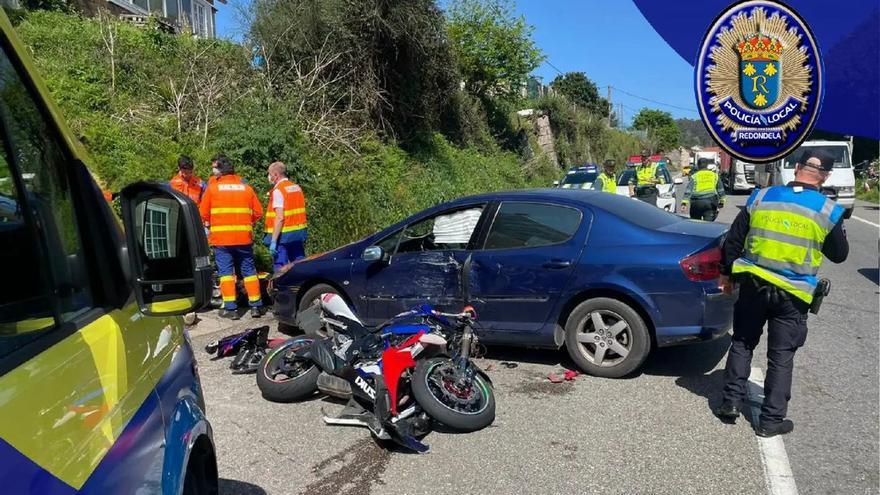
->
[574,309,632,367]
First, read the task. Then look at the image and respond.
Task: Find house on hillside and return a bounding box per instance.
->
[71,0,225,38]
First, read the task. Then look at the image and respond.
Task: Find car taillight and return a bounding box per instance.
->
[680,246,722,281]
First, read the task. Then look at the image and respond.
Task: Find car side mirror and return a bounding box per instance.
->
[120,182,211,316]
[674,177,683,185]
[362,245,388,263]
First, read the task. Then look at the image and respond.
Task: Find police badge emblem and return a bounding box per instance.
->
[695,1,823,163]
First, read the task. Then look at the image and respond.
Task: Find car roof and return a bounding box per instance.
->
[445,188,634,211]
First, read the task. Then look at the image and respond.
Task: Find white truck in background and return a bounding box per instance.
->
[754,139,856,218]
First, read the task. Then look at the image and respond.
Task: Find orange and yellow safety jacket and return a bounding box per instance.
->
[199,175,263,246]
[264,178,308,244]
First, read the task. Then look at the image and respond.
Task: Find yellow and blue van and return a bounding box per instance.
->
[0,10,216,494]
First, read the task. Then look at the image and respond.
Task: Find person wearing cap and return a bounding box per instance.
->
[714,149,848,437]
[633,150,666,205]
[680,157,726,221]
[169,155,206,205]
[199,154,265,320]
[592,159,618,193]
[264,161,308,270]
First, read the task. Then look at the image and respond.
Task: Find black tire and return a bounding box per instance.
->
[182,437,218,495]
[297,284,340,337]
[843,208,853,219]
[564,297,651,378]
[412,357,495,432]
[256,338,320,402]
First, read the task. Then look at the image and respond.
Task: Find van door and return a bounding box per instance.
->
[0,30,171,493]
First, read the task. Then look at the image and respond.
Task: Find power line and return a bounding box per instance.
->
[543,59,565,76]
[609,85,699,114]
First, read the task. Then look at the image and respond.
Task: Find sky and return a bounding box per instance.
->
[214,1,699,126]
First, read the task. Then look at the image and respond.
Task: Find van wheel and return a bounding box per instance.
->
[844,208,853,219]
[564,298,650,378]
[182,436,218,495]
[297,284,340,337]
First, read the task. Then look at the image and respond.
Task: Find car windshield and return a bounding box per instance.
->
[562,171,597,185]
[783,145,851,169]
[616,169,635,186]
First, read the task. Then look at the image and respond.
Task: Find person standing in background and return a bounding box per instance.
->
[169,155,205,205]
[264,161,308,270]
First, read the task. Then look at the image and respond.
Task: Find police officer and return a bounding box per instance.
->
[634,150,666,205]
[715,149,848,437]
[592,159,618,193]
[199,155,265,320]
[681,158,726,220]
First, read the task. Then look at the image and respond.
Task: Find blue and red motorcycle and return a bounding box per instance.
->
[256,257,495,451]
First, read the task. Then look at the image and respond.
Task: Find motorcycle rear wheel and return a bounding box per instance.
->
[256,337,320,403]
[412,357,495,432]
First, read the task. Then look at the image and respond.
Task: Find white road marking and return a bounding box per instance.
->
[748,367,799,495]
[849,214,880,229]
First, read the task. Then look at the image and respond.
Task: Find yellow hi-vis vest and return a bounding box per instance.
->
[692,169,719,194]
[596,172,617,193]
[636,163,658,184]
[731,186,843,303]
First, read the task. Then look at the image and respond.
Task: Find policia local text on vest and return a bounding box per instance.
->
[715,150,848,438]
[681,158,725,221]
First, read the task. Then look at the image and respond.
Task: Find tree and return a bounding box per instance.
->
[446,0,544,100]
[550,72,608,117]
[675,118,712,147]
[632,108,680,151]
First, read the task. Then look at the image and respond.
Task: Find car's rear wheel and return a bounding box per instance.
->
[564,297,650,378]
[297,284,339,337]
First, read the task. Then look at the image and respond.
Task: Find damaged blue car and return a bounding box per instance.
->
[271,189,734,377]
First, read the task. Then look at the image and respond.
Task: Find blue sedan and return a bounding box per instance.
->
[271,189,734,377]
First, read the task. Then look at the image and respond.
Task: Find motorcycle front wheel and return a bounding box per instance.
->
[256,337,320,403]
[411,357,495,432]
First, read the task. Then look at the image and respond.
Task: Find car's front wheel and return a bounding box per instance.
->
[297,283,340,337]
[564,297,651,378]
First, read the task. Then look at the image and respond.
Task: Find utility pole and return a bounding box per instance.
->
[606,85,613,127]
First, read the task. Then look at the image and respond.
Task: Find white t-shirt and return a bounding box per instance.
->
[271,189,284,209]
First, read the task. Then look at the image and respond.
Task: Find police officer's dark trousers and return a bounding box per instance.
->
[689,197,718,221]
[722,275,809,426]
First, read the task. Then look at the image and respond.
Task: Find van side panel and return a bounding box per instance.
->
[0,305,184,491]
[0,438,76,494]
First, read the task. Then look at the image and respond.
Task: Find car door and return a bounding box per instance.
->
[362,204,487,324]
[0,31,171,493]
[466,201,589,334]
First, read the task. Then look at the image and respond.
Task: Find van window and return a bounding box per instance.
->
[0,45,94,358]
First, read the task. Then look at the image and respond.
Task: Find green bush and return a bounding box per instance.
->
[13,10,557,268]
[857,178,879,203]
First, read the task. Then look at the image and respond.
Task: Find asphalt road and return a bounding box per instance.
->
[190,189,879,495]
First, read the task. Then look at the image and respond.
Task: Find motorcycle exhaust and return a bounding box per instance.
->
[316,372,352,399]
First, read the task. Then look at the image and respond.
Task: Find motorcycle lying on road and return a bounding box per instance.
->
[256,256,495,452]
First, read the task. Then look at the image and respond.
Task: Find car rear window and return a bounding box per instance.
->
[484,202,581,249]
[602,196,683,229]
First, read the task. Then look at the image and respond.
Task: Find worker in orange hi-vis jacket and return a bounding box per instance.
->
[199,154,264,320]
[264,161,308,270]
[169,155,206,205]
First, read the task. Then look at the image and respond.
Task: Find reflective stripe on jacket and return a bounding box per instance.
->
[731,186,843,303]
[264,178,308,243]
[199,175,263,246]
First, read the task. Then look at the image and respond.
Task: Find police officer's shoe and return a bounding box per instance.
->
[755,419,795,438]
[714,401,741,422]
[250,307,267,319]
[219,309,240,321]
